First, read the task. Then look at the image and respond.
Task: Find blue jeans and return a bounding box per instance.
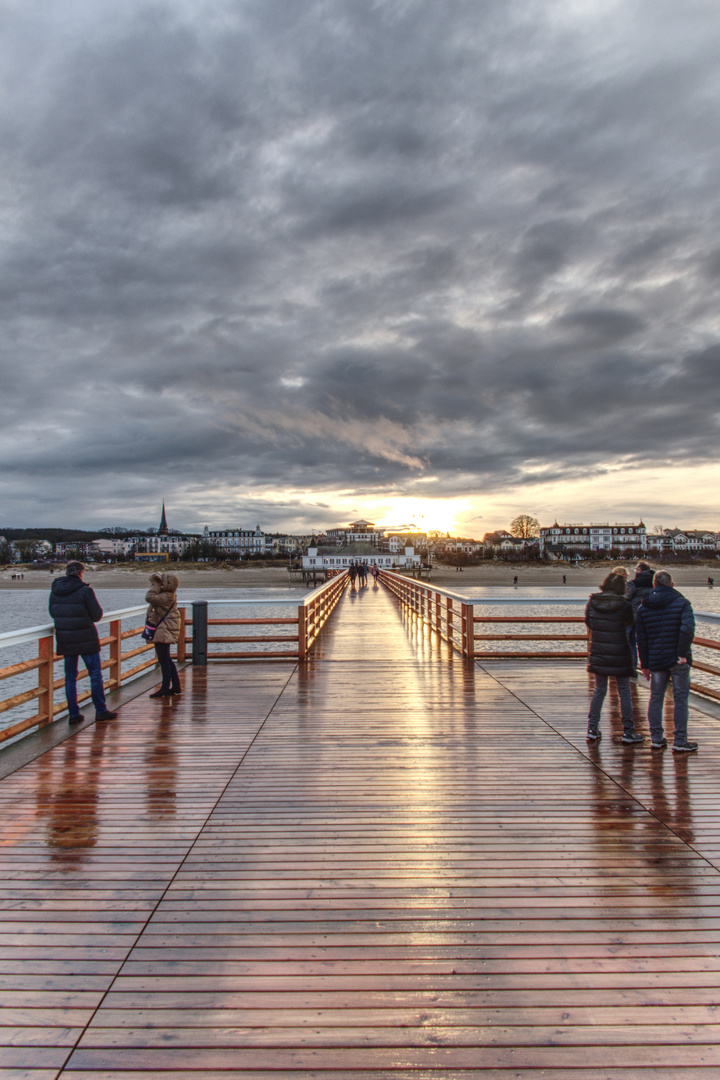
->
[647,664,690,745]
[588,674,634,735]
[64,653,107,717]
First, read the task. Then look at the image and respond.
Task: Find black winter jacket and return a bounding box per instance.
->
[626,569,654,614]
[48,576,103,656]
[636,585,694,671]
[585,592,635,678]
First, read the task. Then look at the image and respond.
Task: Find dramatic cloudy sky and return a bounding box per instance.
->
[2,0,720,536]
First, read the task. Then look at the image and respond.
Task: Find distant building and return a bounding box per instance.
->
[649,529,719,554]
[127,505,198,559]
[539,522,647,557]
[202,524,268,556]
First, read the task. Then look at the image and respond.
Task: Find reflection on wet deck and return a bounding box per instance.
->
[1,581,720,1076]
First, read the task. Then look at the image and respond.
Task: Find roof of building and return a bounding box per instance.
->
[315,541,384,556]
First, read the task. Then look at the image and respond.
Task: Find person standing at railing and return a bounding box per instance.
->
[584,572,642,745]
[48,561,118,724]
[145,572,182,699]
[636,571,697,753]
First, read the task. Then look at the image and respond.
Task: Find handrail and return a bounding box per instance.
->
[189,574,349,663]
[0,605,180,746]
[380,569,720,700]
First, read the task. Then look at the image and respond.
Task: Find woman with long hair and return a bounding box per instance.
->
[584,572,640,744]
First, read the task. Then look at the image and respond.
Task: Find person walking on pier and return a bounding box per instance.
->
[49,562,117,723]
[584,572,641,745]
[145,572,182,699]
[636,571,697,752]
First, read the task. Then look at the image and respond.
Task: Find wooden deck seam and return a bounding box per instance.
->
[44,663,300,1077]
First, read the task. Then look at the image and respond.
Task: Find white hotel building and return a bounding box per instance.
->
[539,522,647,556]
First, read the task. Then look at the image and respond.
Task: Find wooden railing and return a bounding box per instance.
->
[190,572,349,662]
[381,571,720,703]
[0,578,348,747]
[0,606,187,746]
[381,570,588,658]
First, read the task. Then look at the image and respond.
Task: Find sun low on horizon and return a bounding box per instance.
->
[371,497,473,537]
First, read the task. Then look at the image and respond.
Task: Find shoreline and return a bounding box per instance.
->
[2,562,718,591]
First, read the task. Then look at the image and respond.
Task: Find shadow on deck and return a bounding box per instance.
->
[1,582,720,1076]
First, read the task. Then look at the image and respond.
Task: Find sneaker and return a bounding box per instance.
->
[621,732,644,744]
[672,741,698,753]
[586,730,602,742]
[651,737,668,749]
[68,713,84,724]
[95,710,117,721]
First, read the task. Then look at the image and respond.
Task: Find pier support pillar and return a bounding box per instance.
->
[192,601,208,666]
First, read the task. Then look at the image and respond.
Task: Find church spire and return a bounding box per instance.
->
[158,502,169,535]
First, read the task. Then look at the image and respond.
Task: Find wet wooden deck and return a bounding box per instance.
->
[1,581,720,1078]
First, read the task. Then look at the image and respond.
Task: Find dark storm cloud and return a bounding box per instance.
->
[3,0,720,528]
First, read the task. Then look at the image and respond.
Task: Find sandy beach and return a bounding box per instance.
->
[2,561,718,590]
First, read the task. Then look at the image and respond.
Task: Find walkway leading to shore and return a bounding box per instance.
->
[1,582,720,1076]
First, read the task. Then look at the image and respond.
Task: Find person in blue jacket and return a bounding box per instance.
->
[636,570,697,752]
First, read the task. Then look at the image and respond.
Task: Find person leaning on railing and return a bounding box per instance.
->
[48,561,118,724]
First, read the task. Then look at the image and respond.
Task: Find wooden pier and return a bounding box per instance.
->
[1,582,720,1076]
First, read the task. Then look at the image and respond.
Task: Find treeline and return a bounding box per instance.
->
[0,528,144,543]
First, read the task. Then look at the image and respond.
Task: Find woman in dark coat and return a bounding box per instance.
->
[584,572,641,744]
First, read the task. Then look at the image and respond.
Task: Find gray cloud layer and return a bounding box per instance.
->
[2,0,720,529]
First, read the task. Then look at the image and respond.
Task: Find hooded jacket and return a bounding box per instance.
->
[144,573,181,645]
[584,591,635,678]
[48,575,103,656]
[625,568,654,615]
[636,585,694,671]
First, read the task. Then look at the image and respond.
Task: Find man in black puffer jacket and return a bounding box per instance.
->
[49,562,117,724]
[636,571,696,752]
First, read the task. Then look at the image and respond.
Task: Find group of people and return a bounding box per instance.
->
[48,562,182,722]
[348,562,380,586]
[585,561,697,752]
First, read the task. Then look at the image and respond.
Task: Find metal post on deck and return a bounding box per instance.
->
[192,601,208,666]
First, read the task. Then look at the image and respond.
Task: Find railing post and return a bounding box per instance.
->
[37,635,55,726]
[109,619,122,691]
[177,607,187,665]
[192,601,208,666]
[298,603,307,661]
[461,602,474,659]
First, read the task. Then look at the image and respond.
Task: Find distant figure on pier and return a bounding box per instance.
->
[348,562,358,587]
[371,563,379,583]
[513,575,518,587]
[709,577,714,588]
[584,572,640,745]
[145,573,182,699]
[48,562,117,724]
[562,574,566,584]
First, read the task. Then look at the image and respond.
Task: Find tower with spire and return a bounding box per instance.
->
[158,502,169,536]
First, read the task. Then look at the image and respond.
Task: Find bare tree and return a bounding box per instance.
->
[510,514,540,539]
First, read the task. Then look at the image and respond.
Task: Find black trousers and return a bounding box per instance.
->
[154,642,180,691]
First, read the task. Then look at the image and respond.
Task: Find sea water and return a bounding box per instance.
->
[2,584,719,738]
